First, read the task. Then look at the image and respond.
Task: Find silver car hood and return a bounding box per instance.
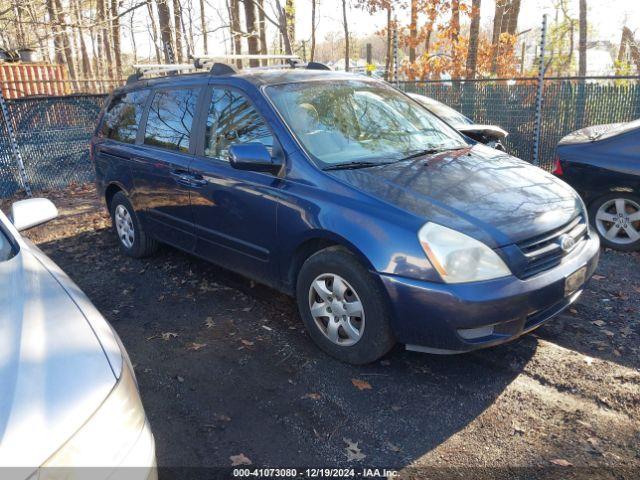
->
[0,231,118,468]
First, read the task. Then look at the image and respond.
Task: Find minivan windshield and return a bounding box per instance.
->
[266,80,468,167]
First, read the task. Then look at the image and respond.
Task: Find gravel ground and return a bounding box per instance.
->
[5,186,640,479]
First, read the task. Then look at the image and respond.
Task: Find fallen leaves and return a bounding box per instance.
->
[550,459,572,467]
[162,332,178,341]
[230,453,252,466]
[241,339,255,347]
[591,320,606,327]
[592,274,606,281]
[187,342,207,351]
[343,438,366,462]
[204,317,215,328]
[351,379,372,391]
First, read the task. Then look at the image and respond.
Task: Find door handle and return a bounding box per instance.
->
[170,169,207,187]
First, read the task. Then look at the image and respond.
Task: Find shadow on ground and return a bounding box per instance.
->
[39,227,540,470]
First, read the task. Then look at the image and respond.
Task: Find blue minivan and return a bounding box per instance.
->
[92,64,600,364]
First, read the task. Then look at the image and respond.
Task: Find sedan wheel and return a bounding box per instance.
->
[594,197,640,246]
[308,273,365,347]
[114,204,135,249]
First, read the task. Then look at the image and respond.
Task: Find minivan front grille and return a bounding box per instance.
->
[516,215,588,279]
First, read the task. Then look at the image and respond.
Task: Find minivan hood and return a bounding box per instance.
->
[0,247,116,468]
[328,145,581,247]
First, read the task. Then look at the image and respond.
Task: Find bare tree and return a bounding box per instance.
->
[173,0,184,62]
[155,0,176,62]
[257,0,268,63]
[110,0,122,78]
[342,0,349,71]
[229,0,243,66]
[199,0,208,54]
[310,0,317,61]
[466,0,481,79]
[147,0,163,62]
[408,0,417,63]
[578,0,587,76]
[242,0,259,66]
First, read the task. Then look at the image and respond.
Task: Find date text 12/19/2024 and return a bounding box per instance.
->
[232,468,399,478]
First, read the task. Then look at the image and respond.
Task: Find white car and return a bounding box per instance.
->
[0,198,156,480]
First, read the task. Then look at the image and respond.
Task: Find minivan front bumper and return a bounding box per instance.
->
[379,234,600,353]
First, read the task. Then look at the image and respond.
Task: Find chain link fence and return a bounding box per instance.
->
[0,94,106,197]
[401,78,640,170]
[0,77,639,198]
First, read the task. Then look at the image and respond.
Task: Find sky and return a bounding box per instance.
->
[124,0,640,61]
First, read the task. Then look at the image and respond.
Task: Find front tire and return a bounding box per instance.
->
[589,192,640,251]
[296,247,395,364]
[109,192,158,258]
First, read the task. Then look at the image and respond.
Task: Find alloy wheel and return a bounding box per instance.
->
[308,273,365,347]
[595,198,640,245]
[114,204,135,249]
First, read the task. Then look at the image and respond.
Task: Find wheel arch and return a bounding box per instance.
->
[285,231,377,295]
[104,181,129,210]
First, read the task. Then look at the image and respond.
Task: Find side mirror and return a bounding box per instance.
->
[11,198,58,231]
[229,143,282,174]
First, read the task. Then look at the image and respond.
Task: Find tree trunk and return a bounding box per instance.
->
[578,0,587,76]
[147,0,163,62]
[46,0,64,65]
[342,0,349,71]
[506,0,521,35]
[257,0,268,64]
[173,0,184,62]
[97,0,114,73]
[229,0,243,67]
[54,0,77,79]
[111,0,122,79]
[155,0,175,62]
[466,0,481,79]
[73,0,93,78]
[243,0,260,66]
[384,6,391,81]
[409,0,417,63]
[490,0,507,74]
[310,0,316,62]
[285,0,295,48]
[199,0,208,54]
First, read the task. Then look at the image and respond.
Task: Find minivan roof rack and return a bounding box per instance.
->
[127,55,332,83]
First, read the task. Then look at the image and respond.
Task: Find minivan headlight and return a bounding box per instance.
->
[418,223,511,283]
[41,362,146,473]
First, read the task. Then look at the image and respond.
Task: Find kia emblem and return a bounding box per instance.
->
[559,234,576,252]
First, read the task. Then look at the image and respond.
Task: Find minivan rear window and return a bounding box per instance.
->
[100,89,149,143]
[144,88,199,153]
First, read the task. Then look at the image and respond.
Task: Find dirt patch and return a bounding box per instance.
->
[5,187,640,477]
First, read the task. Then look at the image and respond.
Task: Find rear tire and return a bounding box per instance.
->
[109,192,158,258]
[296,247,395,365]
[588,192,640,251]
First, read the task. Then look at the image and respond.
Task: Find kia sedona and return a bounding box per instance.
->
[92,65,600,364]
[0,198,156,479]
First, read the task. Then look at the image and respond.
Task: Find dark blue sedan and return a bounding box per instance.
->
[554,119,640,251]
[92,67,600,364]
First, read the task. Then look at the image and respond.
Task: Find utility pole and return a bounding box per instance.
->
[533,14,548,167]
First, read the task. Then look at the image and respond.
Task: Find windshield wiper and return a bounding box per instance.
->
[399,146,466,161]
[324,161,391,171]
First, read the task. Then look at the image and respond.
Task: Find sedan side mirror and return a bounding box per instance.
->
[229,143,282,174]
[11,198,58,231]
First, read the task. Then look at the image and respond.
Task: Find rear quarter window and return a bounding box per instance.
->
[100,89,149,143]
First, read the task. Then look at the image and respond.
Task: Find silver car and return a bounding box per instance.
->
[0,198,156,480]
